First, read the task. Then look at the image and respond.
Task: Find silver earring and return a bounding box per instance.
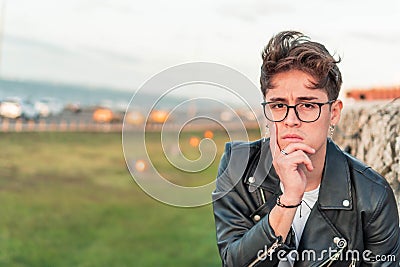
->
[329,124,335,139]
[263,125,269,142]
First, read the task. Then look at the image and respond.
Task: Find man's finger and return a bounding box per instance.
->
[269,123,281,158]
[281,143,316,155]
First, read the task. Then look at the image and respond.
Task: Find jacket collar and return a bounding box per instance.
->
[318,139,353,210]
[245,139,280,193]
[247,138,352,210]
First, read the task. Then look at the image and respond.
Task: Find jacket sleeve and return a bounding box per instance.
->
[363,182,400,266]
[212,142,286,267]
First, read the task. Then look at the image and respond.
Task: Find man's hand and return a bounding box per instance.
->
[269,123,315,205]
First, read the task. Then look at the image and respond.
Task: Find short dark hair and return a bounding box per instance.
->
[260,31,342,100]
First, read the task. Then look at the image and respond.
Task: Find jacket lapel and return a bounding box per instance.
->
[295,140,354,266]
[318,139,353,210]
[244,139,281,194]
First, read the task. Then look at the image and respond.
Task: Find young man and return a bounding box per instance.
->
[212,31,400,266]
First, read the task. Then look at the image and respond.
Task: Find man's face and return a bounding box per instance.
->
[264,69,342,154]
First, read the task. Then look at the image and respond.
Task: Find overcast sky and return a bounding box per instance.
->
[1,0,400,101]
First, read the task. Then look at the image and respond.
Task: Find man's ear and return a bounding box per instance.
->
[330,100,343,125]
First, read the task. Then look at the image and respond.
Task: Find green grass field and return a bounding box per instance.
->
[0,130,260,267]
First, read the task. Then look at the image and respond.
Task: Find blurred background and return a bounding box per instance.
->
[0,0,399,266]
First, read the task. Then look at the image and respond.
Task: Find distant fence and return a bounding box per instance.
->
[0,119,260,133]
[0,119,123,132]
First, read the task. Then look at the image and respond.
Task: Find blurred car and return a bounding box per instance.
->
[220,110,233,122]
[92,107,123,123]
[0,97,40,120]
[35,97,63,117]
[64,102,82,113]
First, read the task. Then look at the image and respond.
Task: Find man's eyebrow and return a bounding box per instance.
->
[297,96,319,101]
[267,97,286,102]
[267,96,319,102]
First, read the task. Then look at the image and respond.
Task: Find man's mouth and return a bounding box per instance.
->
[282,134,303,142]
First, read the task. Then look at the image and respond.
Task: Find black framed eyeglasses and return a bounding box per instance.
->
[261,100,335,122]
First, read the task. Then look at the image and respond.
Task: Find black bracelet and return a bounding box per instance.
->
[276,195,301,208]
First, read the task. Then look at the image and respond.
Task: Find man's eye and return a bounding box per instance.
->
[270,103,285,109]
[299,103,317,109]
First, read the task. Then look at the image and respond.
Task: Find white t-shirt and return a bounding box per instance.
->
[278,183,320,267]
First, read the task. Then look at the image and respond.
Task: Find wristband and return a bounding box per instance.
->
[276,195,301,208]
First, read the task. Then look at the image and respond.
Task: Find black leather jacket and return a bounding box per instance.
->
[212,138,400,266]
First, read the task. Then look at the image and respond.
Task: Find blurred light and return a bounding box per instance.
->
[149,110,169,123]
[189,136,200,147]
[204,130,214,139]
[93,108,113,123]
[135,160,147,172]
[126,111,144,125]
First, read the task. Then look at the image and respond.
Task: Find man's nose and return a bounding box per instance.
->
[284,107,301,126]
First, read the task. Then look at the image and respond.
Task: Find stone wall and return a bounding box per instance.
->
[334,99,400,208]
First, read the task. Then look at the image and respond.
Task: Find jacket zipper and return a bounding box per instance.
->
[247,238,282,267]
[259,188,266,204]
[319,247,345,267]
